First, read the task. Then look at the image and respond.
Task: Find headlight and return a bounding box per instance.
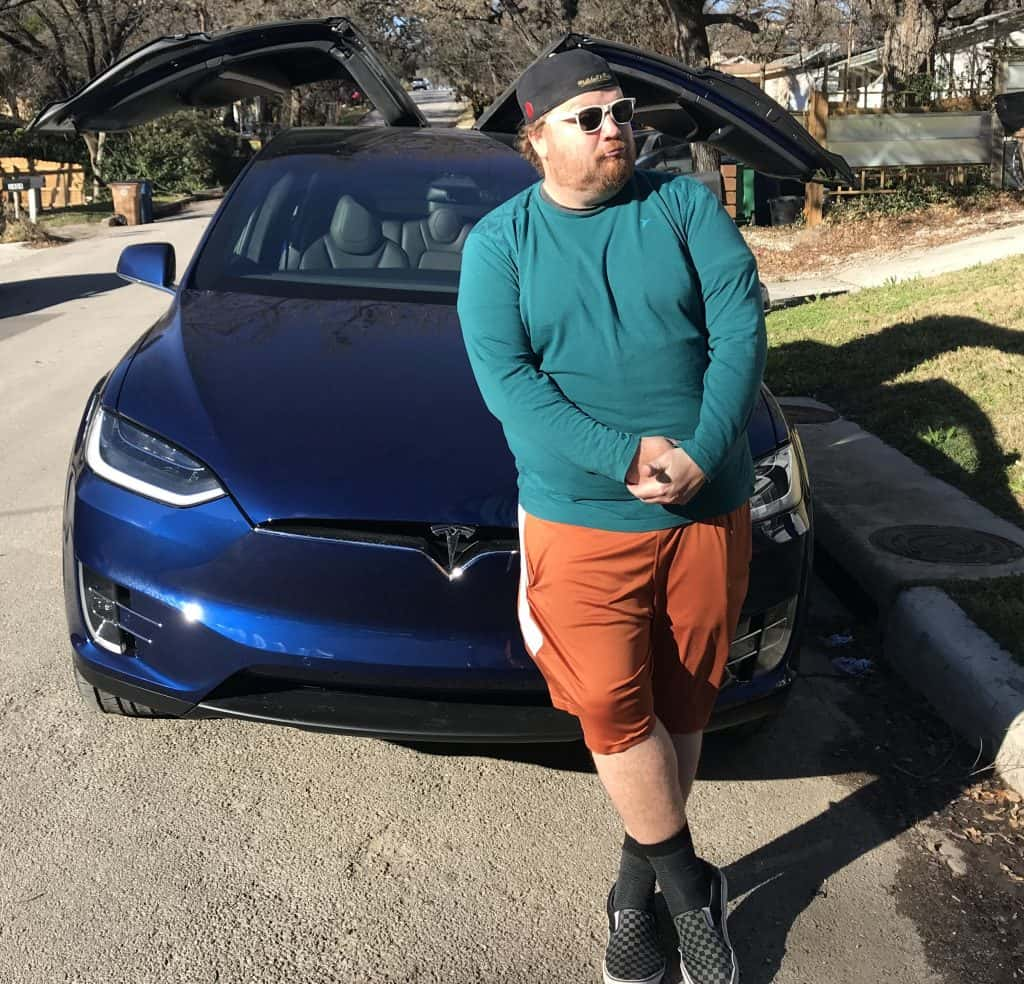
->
[750,443,802,522]
[85,407,225,507]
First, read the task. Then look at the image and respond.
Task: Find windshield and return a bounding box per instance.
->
[190,136,537,297]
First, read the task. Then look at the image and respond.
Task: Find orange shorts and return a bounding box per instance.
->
[517,503,752,755]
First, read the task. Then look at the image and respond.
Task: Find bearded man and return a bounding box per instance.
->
[457,48,766,984]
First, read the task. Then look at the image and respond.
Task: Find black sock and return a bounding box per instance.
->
[613,833,657,910]
[640,823,711,916]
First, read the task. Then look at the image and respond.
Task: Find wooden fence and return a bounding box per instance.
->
[796,91,1007,225]
[0,157,87,208]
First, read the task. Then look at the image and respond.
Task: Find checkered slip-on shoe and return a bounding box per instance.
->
[672,863,739,984]
[602,883,666,984]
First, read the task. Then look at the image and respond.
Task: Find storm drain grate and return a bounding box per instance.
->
[869,525,1024,566]
[780,405,840,425]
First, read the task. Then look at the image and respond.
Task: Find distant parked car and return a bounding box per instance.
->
[30,18,853,743]
[411,77,429,91]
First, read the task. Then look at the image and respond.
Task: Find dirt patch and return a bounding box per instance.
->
[816,602,1024,984]
[0,217,67,248]
[744,194,1024,280]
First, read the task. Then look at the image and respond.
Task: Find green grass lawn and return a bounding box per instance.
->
[35,201,112,227]
[944,576,1024,666]
[36,194,186,229]
[765,255,1024,664]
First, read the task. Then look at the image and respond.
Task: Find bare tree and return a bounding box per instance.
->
[0,0,183,182]
[865,0,1002,106]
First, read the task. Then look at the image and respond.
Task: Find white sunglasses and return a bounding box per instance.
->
[551,97,636,134]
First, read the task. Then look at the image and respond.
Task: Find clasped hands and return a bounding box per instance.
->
[624,436,705,506]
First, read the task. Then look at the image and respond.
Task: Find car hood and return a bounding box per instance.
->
[115,291,518,527]
[477,34,854,185]
[28,18,426,133]
[115,291,783,529]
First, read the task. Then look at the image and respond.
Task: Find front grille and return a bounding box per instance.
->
[725,597,798,685]
[256,519,519,574]
[207,665,553,707]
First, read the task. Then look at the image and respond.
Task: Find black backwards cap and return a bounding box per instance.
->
[516,49,619,123]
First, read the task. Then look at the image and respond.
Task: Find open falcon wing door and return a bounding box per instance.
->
[476,34,854,185]
[29,18,428,133]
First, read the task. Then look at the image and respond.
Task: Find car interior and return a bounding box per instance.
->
[206,162,521,290]
[198,128,726,293]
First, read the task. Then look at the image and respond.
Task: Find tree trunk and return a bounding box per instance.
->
[82,131,106,200]
[882,0,940,108]
[660,0,720,172]
[287,88,302,128]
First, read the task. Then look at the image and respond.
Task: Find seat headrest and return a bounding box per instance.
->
[329,195,382,255]
[426,206,464,245]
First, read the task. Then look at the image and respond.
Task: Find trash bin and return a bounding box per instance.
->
[739,167,756,224]
[139,180,154,224]
[768,195,804,226]
[109,181,144,225]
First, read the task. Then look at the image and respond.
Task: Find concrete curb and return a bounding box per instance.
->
[781,398,1024,795]
[885,587,1024,797]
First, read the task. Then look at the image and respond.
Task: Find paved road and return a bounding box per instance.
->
[0,206,1015,984]
[363,87,468,127]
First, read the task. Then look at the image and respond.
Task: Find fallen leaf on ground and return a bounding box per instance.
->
[999,863,1024,883]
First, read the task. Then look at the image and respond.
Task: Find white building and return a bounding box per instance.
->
[715,9,1024,110]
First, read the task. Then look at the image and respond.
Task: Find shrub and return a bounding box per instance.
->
[102,111,251,195]
[826,181,1002,222]
[0,128,89,165]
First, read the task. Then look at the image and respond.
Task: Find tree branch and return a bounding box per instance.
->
[946,0,994,27]
[0,25,37,55]
[703,12,761,34]
[0,0,48,16]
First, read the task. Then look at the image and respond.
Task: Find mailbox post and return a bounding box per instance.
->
[4,174,46,222]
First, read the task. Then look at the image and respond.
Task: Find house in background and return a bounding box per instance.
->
[715,8,1024,110]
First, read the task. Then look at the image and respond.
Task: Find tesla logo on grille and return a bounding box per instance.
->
[429,524,477,576]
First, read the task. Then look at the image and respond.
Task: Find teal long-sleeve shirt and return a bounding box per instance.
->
[456,169,767,532]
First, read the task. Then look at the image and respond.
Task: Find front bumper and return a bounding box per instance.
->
[66,441,812,743]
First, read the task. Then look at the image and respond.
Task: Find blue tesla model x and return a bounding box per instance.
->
[31,20,852,742]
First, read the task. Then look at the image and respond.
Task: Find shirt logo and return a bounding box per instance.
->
[640,218,651,228]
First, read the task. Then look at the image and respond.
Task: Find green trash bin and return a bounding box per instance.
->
[739,167,756,224]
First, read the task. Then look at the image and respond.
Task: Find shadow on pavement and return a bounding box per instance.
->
[0,273,127,320]
[769,315,1024,528]
[403,575,978,981]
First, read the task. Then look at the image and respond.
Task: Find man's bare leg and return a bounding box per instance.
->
[590,723,704,841]
[594,719,712,919]
[591,716,686,842]
[671,730,703,811]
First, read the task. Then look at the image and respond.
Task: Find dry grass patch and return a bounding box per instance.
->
[745,192,1024,280]
[0,216,67,247]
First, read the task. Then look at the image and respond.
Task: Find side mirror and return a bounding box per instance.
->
[116,243,176,295]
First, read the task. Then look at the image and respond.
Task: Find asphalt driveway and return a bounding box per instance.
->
[0,201,1015,984]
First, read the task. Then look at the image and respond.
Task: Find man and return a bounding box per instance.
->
[457,47,765,984]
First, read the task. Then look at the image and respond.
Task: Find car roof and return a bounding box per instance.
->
[258,125,513,162]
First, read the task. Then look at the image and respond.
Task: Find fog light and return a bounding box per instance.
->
[755,596,800,674]
[78,563,128,655]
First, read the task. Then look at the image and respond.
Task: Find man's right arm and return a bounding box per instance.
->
[457,228,639,484]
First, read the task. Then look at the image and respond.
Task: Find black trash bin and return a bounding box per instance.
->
[768,195,805,226]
